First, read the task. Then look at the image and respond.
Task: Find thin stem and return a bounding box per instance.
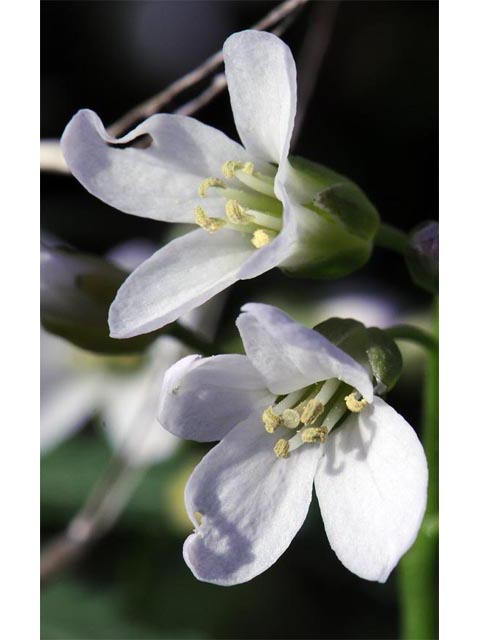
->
[386,324,438,354]
[399,299,439,639]
[375,223,409,255]
[108,0,310,137]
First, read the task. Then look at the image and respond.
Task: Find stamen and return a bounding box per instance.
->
[315,379,341,404]
[301,426,328,444]
[274,438,290,459]
[274,389,306,413]
[198,177,226,198]
[225,199,255,225]
[222,160,254,178]
[262,406,282,433]
[345,392,369,413]
[300,398,324,425]
[251,229,275,248]
[194,206,226,233]
[282,408,300,429]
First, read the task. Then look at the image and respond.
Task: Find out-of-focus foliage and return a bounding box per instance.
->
[405,221,439,293]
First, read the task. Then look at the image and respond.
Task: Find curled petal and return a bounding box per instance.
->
[61,109,250,223]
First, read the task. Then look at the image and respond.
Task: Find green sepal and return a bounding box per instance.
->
[41,244,161,354]
[405,221,439,293]
[280,156,380,280]
[314,318,403,391]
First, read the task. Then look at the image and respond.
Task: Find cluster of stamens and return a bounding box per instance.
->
[195,160,281,248]
[263,380,369,459]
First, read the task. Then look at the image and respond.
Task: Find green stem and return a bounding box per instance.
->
[399,300,439,639]
[386,324,438,354]
[375,223,409,254]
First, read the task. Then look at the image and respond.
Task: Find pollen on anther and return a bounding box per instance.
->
[262,406,282,433]
[251,229,275,248]
[301,426,328,444]
[225,199,254,225]
[198,177,226,198]
[345,392,368,413]
[194,206,226,233]
[300,399,324,425]
[222,160,254,178]
[274,438,290,459]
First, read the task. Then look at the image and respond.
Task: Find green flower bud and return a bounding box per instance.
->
[405,221,439,293]
[41,243,157,354]
[280,156,380,279]
[314,317,403,392]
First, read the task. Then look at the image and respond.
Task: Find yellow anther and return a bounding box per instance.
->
[222,160,254,178]
[251,228,275,248]
[301,426,329,444]
[194,206,226,233]
[274,438,290,459]
[198,177,226,198]
[300,399,324,425]
[225,199,255,225]
[262,406,282,433]
[282,408,300,430]
[345,392,369,413]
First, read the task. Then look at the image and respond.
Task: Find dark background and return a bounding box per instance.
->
[41,2,438,638]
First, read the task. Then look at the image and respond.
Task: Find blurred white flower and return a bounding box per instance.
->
[41,329,184,467]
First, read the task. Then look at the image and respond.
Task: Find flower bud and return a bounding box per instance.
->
[41,243,156,353]
[314,317,403,392]
[405,221,439,293]
[280,156,380,279]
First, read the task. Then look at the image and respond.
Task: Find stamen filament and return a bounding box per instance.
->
[274,390,305,413]
[234,170,276,197]
[315,379,341,405]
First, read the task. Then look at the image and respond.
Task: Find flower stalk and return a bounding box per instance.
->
[399,299,439,639]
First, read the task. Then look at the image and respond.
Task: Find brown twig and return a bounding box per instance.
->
[290,0,341,149]
[108,0,310,136]
[173,13,299,118]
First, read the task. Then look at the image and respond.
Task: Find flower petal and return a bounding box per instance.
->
[41,373,103,453]
[40,329,104,452]
[109,228,254,338]
[159,354,274,442]
[183,413,321,585]
[223,30,296,165]
[61,109,250,223]
[236,303,374,399]
[315,397,428,582]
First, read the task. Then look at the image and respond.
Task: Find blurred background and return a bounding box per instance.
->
[41,1,438,638]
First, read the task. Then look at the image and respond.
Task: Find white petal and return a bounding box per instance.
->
[109,228,254,338]
[102,338,184,466]
[183,413,320,585]
[61,109,250,223]
[223,31,296,164]
[315,397,428,582]
[40,329,103,452]
[41,373,103,453]
[236,303,374,399]
[159,354,274,442]
[238,172,298,279]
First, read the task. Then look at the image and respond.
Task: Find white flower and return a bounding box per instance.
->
[158,304,428,585]
[61,30,377,339]
[41,328,183,467]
